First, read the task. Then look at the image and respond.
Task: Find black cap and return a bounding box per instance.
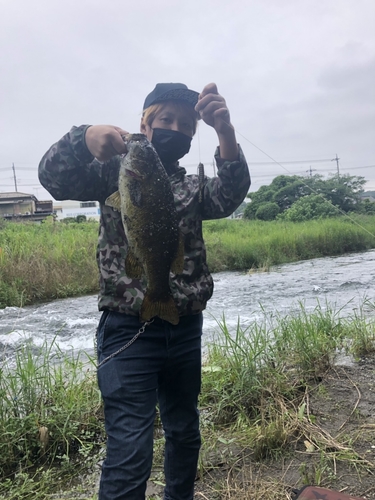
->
[143,83,199,110]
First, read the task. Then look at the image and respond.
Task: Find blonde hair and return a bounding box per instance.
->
[142,101,198,135]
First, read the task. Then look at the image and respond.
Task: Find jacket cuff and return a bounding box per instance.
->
[214,144,244,168]
[70,125,95,163]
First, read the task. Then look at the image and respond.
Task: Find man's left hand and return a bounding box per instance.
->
[195,83,233,135]
[195,83,238,161]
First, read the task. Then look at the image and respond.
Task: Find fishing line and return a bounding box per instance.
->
[197,125,202,164]
[232,126,375,240]
[197,126,205,202]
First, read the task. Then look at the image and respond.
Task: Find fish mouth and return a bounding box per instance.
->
[125,168,143,180]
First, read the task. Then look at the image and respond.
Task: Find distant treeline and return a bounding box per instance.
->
[244,173,375,221]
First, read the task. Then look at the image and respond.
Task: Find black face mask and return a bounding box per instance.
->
[151,128,192,166]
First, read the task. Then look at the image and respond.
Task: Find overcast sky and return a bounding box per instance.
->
[1,0,374,201]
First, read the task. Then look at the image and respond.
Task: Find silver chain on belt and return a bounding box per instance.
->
[96,319,154,369]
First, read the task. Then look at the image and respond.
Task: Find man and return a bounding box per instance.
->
[39,82,250,500]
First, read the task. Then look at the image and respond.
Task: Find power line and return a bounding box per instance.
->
[181,158,335,167]
[247,158,334,165]
[340,164,375,170]
[1,166,374,185]
[1,160,374,169]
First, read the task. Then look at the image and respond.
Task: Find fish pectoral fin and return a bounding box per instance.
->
[171,231,185,275]
[140,293,179,325]
[125,250,144,279]
[105,191,122,211]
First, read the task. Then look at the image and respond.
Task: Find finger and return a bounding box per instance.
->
[114,126,129,139]
[195,93,224,113]
[111,129,129,154]
[198,100,229,120]
[198,82,218,101]
[212,107,230,123]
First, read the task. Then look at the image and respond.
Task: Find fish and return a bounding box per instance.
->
[105,133,184,325]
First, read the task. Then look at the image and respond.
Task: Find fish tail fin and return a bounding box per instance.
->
[140,293,179,325]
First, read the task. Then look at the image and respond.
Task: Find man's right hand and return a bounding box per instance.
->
[85,125,129,162]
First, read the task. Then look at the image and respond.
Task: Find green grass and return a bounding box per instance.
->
[200,302,346,430]
[199,301,375,464]
[1,215,375,307]
[203,216,375,271]
[0,218,99,307]
[1,301,375,497]
[0,339,103,485]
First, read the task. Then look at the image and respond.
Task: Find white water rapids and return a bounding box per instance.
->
[1,250,375,364]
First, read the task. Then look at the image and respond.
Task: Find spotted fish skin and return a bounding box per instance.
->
[105,134,184,325]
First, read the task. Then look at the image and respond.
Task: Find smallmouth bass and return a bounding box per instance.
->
[105,134,184,325]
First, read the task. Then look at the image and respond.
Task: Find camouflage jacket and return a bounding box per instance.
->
[38,125,250,318]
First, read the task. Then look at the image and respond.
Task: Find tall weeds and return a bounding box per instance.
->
[0,340,102,478]
[0,219,99,307]
[201,301,374,429]
[204,216,375,271]
[1,216,375,307]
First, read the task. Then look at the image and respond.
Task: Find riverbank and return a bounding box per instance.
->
[204,215,375,272]
[0,218,98,308]
[1,302,375,499]
[1,215,375,309]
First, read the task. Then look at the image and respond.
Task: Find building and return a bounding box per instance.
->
[362,195,375,203]
[53,200,101,221]
[0,192,54,222]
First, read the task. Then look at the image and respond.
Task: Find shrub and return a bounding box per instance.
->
[280,195,339,222]
[255,202,280,221]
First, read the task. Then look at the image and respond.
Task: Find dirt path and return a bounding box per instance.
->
[54,355,375,499]
[190,354,375,500]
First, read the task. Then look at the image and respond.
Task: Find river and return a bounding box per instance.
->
[1,250,375,364]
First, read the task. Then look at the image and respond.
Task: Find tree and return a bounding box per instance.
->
[245,175,311,219]
[280,194,339,222]
[272,180,311,211]
[269,174,301,191]
[312,174,366,213]
[244,173,367,221]
[245,185,276,219]
[356,198,375,215]
[255,202,280,221]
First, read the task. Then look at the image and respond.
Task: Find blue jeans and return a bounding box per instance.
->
[96,311,203,500]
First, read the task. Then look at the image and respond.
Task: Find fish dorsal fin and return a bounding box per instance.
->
[171,231,184,275]
[105,191,122,211]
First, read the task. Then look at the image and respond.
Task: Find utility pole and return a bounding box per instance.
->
[331,154,340,178]
[306,166,316,177]
[12,163,18,192]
